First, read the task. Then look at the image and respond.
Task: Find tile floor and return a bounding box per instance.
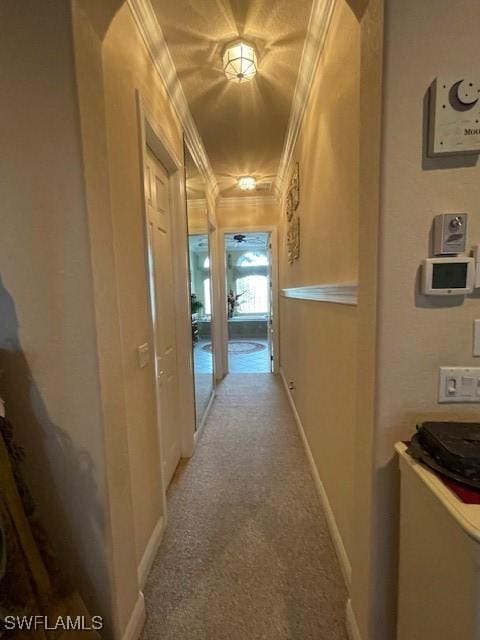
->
[193,340,214,374]
[228,338,270,373]
[194,338,270,374]
[192,340,214,424]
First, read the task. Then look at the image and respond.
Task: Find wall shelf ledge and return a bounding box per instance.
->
[281,282,358,305]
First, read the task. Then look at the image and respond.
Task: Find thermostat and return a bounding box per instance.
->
[422,257,474,295]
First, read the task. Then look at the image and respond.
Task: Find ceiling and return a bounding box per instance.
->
[189,232,269,253]
[184,142,206,200]
[224,232,269,251]
[150,0,313,198]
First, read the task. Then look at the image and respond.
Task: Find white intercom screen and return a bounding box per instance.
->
[432,262,468,289]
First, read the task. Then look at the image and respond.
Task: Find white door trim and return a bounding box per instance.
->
[210,223,225,382]
[207,218,223,384]
[136,92,196,515]
[218,226,279,376]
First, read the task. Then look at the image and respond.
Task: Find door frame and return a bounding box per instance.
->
[218,226,279,376]
[192,217,217,445]
[136,92,196,484]
[210,222,224,383]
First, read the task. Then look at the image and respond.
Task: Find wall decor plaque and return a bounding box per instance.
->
[286,162,300,263]
[287,216,300,264]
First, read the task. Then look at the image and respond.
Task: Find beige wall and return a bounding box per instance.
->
[349,0,384,637]
[216,200,279,229]
[351,0,480,638]
[76,1,200,631]
[102,3,182,573]
[0,0,112,631]
[187,203,209,234]
[75,3,204,634]
[73,3,140,636]
[278,0,360,566]
[0,1,199,637]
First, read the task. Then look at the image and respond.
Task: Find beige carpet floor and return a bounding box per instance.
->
[141,373,348,640]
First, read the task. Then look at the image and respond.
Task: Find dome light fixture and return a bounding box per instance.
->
[238,176,257,191]
[223,40,258,83]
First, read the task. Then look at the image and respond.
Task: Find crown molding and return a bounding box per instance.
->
[128,0,218,199]
[274,0,336,197]
[217,195,279,208]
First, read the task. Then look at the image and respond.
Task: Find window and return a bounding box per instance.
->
[203,256,210,269]
[236,275,268,314]
[203,278,211,316]
[237,251,268,268]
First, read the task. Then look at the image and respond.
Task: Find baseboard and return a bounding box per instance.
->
[280,367,352,588]
[122,591,145,640]
[194,389,216,445]
[346,599,362,640]
[137,516,166,589]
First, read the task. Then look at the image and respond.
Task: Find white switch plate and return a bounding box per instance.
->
[137,343,150,368]
[439,366,480,403]
[474,320,480,357]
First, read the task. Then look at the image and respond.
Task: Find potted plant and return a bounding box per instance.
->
[191,294,204,316]
[227,288,245,319]
[191,294,203,343]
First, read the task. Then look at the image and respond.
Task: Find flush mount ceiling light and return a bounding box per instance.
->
[223,40,258,83]
[238,176,256,191]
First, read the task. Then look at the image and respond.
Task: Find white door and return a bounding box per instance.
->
[267,236,274,372]
[145,147,181,487]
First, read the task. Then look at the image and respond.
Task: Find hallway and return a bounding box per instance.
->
[141,374,347,639]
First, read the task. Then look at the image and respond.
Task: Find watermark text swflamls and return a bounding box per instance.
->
[2,615,103,632]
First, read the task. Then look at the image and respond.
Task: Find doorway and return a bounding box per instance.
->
[224,232,273,373]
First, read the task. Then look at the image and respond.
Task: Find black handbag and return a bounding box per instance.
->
[407,421,480,490]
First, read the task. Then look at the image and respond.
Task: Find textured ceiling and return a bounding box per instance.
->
[150,0,313,197]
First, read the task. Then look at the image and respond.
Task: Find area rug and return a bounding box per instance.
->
[202,341,266,355]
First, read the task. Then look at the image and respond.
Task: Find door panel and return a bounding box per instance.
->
[145,148,180,487]
[267,237,274,372]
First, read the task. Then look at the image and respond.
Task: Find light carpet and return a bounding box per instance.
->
[141,373,348,640]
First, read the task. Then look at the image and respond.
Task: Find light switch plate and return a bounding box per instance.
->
[439,366,480,403]
[137,343,150,368]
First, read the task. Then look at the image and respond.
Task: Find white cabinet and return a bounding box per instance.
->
[396,443,480,640]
